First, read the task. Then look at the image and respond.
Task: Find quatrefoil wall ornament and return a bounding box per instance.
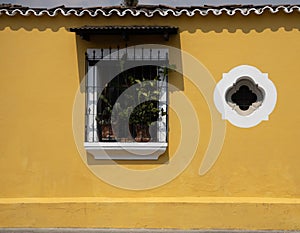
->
[214,65,277,128]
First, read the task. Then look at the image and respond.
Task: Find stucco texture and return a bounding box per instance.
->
[0,11,300,229]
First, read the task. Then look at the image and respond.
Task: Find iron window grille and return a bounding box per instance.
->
[85,47,169,144]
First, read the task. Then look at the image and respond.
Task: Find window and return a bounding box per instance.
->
[84,47,169,160]
[214,65,277,128]
[225,77,265,116]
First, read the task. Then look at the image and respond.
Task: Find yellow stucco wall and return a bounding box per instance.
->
[0,11,300,229]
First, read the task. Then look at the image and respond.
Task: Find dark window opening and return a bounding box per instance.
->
[96,65,165,142]
[231,85,258,111]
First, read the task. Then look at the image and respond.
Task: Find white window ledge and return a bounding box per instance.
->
[84,142,168,160]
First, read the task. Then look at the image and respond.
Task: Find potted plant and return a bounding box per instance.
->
[128,77,166,142]
[111,101,135,142]
[96,96,115,141]
[129,100,165,142]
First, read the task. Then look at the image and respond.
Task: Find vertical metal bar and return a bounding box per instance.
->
[165,59,169,143]
[156,65,159,142]
[117,45,120,60]
[101,48,103,59]
[93,60,96,142]
[85,52,88,142]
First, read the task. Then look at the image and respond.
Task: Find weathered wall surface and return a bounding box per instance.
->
[0,12,300,229]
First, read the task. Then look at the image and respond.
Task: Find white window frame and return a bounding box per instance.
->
[84,48,168,160]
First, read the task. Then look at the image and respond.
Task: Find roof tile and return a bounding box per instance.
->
[0,4,299,17]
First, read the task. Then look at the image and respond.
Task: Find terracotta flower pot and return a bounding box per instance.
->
[101,124,114,140]
[134,124,151,142]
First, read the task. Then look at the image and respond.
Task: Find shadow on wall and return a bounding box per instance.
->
[0,10,298,166]
[86,152,170,165]
[177,11,300,34]
[75,33,184,88]
[0,12,186,165]
[75,33,183,166]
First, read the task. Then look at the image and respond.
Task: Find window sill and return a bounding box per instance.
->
[84,142,168,160]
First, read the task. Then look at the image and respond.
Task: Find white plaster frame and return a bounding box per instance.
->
[85,142,167,160]
[214,65,277,128]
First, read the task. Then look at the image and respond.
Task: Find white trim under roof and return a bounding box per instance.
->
[0,5,299,17]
